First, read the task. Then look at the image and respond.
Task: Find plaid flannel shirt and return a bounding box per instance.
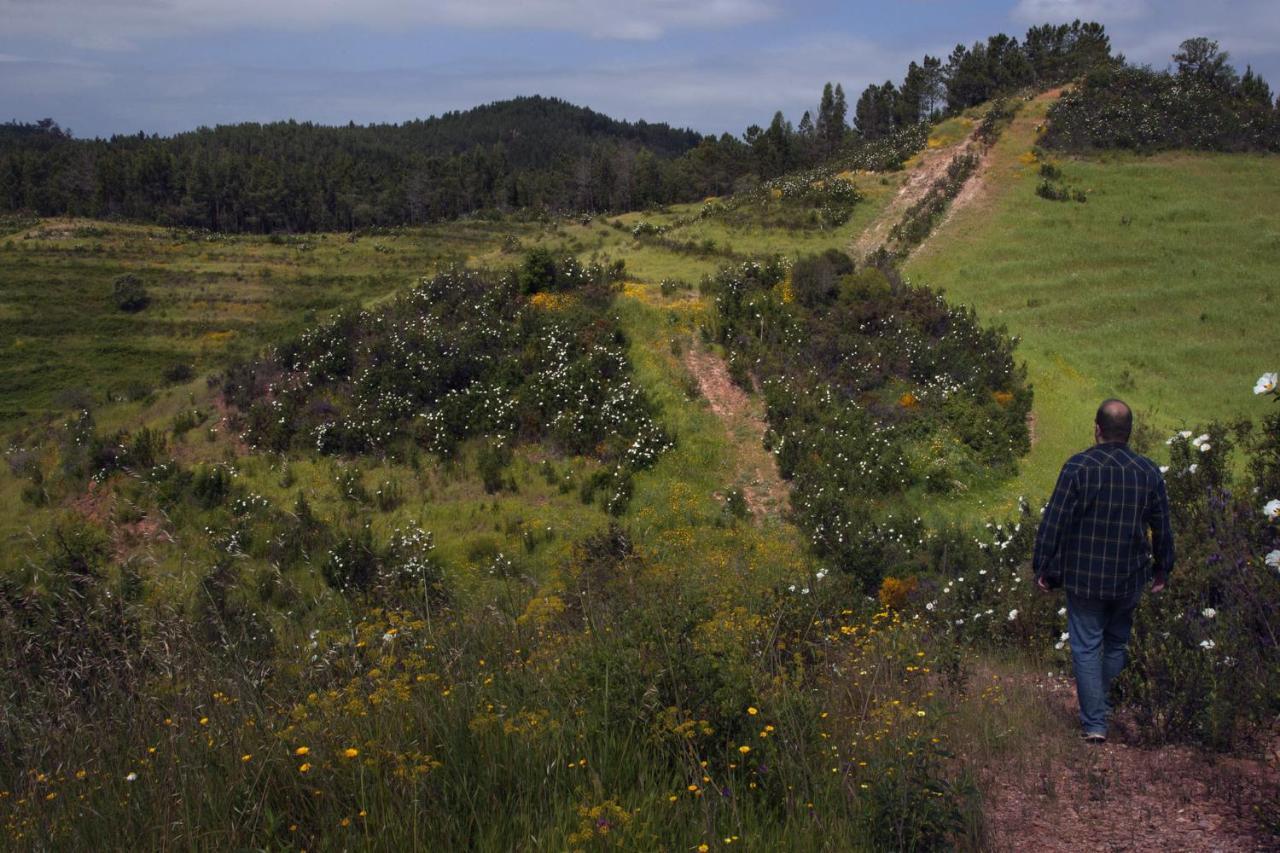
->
[1033,441,1174,600]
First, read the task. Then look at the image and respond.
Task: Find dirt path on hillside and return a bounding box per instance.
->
[851,126,980,261]
[854,88,1066,264]
[682,344,789,521]
[983,673,1279,852]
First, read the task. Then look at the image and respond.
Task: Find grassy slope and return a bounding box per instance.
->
[0,220,532,424]
[907,93,1280,513]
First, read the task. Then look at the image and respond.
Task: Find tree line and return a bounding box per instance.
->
[0,20,1121,232]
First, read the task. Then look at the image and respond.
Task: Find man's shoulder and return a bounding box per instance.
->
[1074,444,1161,475]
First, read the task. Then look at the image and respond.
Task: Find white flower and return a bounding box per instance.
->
[955,618,964,625]
[1058,607,1067,617]
[1054,640,1066,650]
[1264,499,1280,521]
[1188,464,1199,474]
[788,584,796,592]
[1191,433,1210,448]
[1007,609,1019,621]
[1201,608,1216,619]
[800,587,810,595]
[1265,550,1280,569]
[1179,430,1192,439]
[1253,372,1277,395]
[1159,465,1169,474]
[1198,443,1211,453]
[1060,631,1069,642]
[1199,639,1216,650]
[125,772,138,782]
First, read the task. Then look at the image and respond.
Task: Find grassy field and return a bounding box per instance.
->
[3,100,1278,848]
[907,93,1280,511]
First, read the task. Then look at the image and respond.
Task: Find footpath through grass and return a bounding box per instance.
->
[907,92,1280,513]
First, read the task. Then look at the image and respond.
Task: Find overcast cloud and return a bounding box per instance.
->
[1,1,1276,138]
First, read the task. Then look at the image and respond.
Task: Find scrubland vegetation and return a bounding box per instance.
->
[2,22,1279,852]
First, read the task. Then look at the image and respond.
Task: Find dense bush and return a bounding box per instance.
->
[709,258,1031,589]
[222,252,671,511]
[111,273,150,312]
[1043,40,1280,153]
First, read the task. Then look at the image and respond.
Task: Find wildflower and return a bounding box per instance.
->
[1198,443,1211,453]
[1058,607,1067,617]
[343,748,359,759]
[294,746,310,756]
[1201,608,1216,619]
[1188,464,1199,474]
[1191,433,1210,448]
[1264,499,1280,521]
[1007,609,1018,621]
[1253,372,1277,395]
[1199,639,1215,650]
[199,717,209,726]
[1159,465,1169,474]
[241,754,252,763]
[738,745,751,754]
[747,706,758,716]
[1266,550,1280,569]
[125,772,138,782]
[698,846,710,853]
[299,763,312,773]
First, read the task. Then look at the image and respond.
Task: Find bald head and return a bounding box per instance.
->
[1095,398,1132,443]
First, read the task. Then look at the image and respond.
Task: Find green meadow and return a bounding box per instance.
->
[907,95,1280,511]
[3,91,1278,849]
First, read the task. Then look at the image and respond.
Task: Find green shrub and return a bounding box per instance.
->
[111,273,150,312]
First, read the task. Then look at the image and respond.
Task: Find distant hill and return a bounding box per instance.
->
[0,97,714,231]
[0,19,1130,233]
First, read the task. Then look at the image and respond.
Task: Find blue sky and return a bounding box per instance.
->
[2,0,1278,139]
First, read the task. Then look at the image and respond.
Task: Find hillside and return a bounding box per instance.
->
[2,45,1280,852]
[906,90,1280,507]
[0,98,710,231]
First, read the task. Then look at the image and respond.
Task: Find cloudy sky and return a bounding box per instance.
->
[2,0,1278,138]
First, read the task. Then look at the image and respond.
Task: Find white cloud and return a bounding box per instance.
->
[1011,0,1150,25]
[0,0,779,48]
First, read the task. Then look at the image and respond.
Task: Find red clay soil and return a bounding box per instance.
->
[682,344,789,520]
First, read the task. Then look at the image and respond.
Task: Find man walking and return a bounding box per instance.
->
[1033,399,1174,743]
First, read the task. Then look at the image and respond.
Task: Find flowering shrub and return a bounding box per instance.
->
[223,254,672,510]
[1043,64,1280,153]
[709,259,1031,589]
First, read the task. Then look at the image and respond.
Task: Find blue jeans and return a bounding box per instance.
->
[1066,589,1142,735]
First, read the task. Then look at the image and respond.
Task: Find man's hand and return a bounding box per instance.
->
[1151,573,1167,593]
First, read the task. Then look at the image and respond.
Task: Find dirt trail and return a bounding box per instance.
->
[984,674,1279,852]
[850,125,980,261]
[682,345,789,521]
[853,88,1066,264]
